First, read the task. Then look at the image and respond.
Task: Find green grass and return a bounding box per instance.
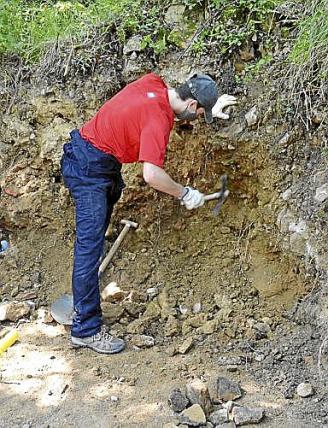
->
[290,0,328,65]
[0,0,142,61]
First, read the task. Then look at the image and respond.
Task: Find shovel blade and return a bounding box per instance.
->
[51,294,74,326]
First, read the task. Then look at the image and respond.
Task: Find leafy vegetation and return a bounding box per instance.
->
[286,0,328,125]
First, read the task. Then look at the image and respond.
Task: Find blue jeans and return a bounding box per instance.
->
[61,130,125,337]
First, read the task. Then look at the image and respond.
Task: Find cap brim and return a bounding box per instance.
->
[204,109,214,124]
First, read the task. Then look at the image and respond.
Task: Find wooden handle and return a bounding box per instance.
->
[99,225,130,275]
[204,192,223,201]
[204,190,230,202]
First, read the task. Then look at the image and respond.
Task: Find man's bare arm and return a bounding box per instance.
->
[143,162,185,198]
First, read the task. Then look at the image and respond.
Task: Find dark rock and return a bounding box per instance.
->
[168,388,189,412]
[216,377,242,402]
[232,406,264,425]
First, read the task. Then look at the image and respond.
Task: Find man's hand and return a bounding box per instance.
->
[212,94,237,120]
[181,187,205,210]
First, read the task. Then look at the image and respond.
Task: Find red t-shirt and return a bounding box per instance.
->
[80,73,174,167]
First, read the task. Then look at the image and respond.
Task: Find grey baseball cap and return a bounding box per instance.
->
[187,73,218,123]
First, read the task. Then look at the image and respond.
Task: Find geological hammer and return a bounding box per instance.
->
[204,174,229,216]
[98,219,138,276]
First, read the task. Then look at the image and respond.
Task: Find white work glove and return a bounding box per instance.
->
[212,94,237,120]
[180,186,205,210]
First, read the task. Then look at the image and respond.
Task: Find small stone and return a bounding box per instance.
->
[178,337,194,354]
[180,404,206,426]
[193,303,202,314]
[315,183,328,203]
[37,308,53,323]
[186,378,212,416]
[232,406,264,425]
[216,377,242,402]
[254,353,265,362]
[168,388,189,412]
[146,287,158,298]
[110,395,119,402]
[123,35,143,55]
[129,334,155,348]
[282,187,293,201]
[163,423,178,428]
[0,301,30,321]
[245,106,258,127]
[296,382,314,398]
[208,408,228,425]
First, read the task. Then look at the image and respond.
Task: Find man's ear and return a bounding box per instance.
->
[188,99,198,109]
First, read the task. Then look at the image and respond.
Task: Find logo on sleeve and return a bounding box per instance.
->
[147,92,156,98]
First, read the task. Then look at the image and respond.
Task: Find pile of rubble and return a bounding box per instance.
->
[165,376,264,427]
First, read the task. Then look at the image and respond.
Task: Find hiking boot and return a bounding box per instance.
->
[71,326,125,354]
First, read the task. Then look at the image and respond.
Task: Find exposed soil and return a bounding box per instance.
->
[0,3,328,417]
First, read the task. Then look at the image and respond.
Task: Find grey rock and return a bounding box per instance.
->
[232,406,264,425]
[168,388,189,412]
[165,5,186,25]
[217,356,243,366]
[193,302,202,314]
[296,382,314,398]
[123,36,143,55]
[315,183,328,203]
[180,404,206,426]
[245,106,258,127]
[186,378,213,416]
[216,377,242,402]
[208,408,228,425]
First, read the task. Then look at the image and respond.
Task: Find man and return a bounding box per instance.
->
[61,72,236,355]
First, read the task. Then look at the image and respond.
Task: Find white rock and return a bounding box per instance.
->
[245,106,258,127]
[315,183,328,202]
[193,302,202,314]
[281,187,293,201]
[296,382,314,398]
[101,282,126,302]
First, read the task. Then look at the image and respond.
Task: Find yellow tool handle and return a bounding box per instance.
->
[0,329,19,354]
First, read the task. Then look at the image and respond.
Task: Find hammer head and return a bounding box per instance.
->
[120,219,139,229]
[213,175,229,216]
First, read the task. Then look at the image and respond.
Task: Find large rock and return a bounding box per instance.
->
[168,388,189,412]
[216,377,242,402]
[186,378,212,416]
[180,404,206,426]
[0,301,31,321]
[232,406,264,425]
[208,408,228,425]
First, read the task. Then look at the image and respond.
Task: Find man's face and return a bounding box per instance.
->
[176,99,205,121]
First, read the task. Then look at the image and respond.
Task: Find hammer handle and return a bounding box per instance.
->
[98,225,130,275]
[204,192,223,201]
